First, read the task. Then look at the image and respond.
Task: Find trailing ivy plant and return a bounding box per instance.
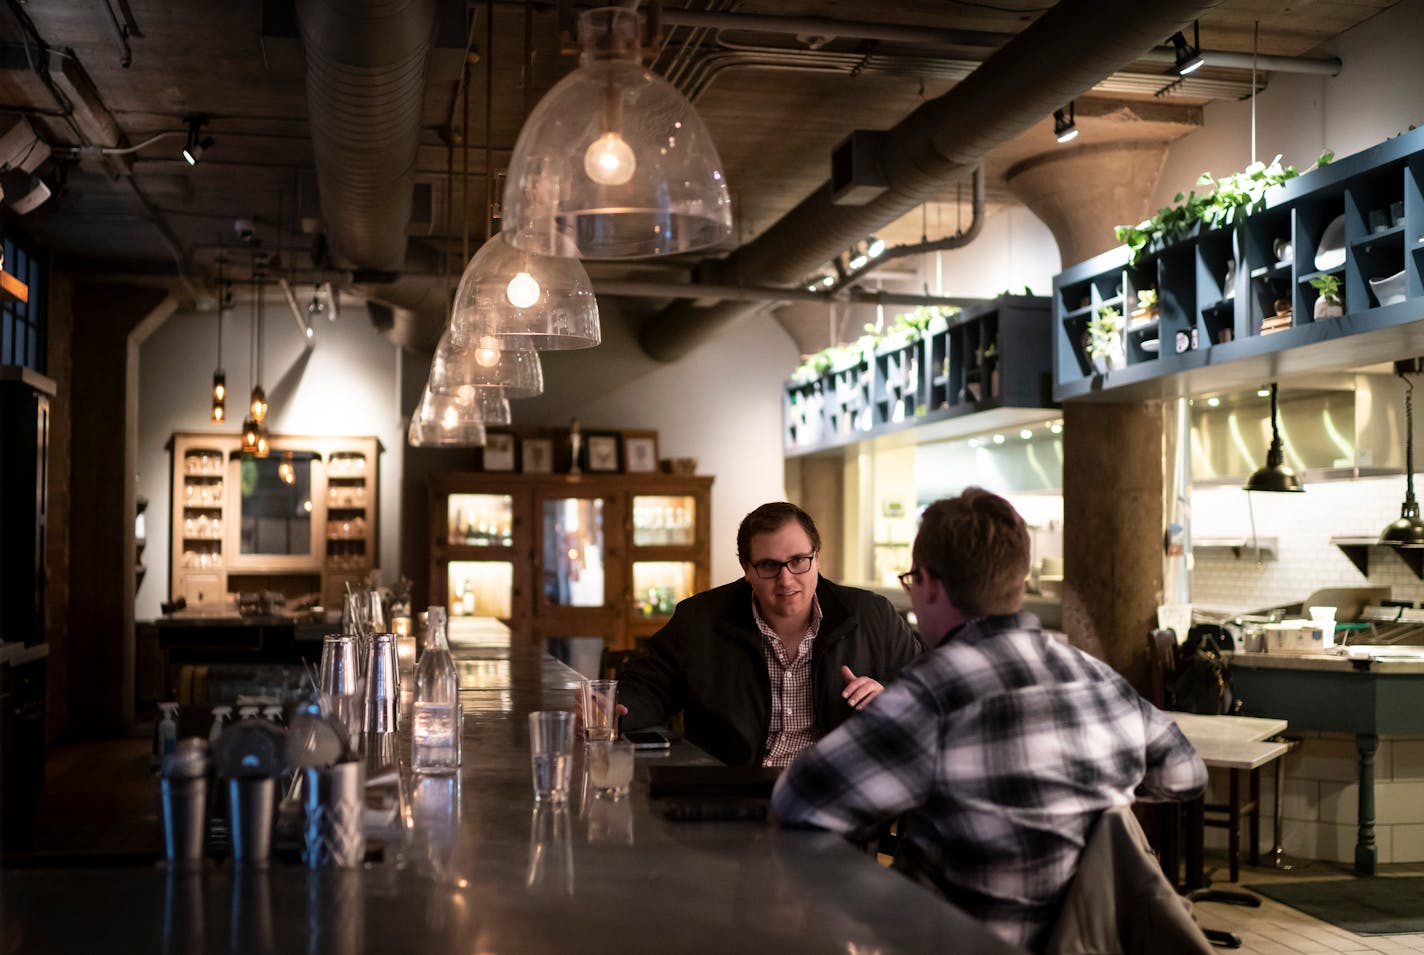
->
[1114,150,1335,266]
[788,305,959,383]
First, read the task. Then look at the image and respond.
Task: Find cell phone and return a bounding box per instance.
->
[624,729,671,750]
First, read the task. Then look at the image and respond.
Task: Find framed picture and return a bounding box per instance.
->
[623,432,659,473]
[586,433,621,473]
[522,437,553,474]
[483,432,515,472]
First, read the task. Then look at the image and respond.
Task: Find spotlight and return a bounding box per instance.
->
[1053,103,1078,144]
[866,237,886,258]
[0,169,51,215]
[1170,24,1205,76]
[181,118,214,166]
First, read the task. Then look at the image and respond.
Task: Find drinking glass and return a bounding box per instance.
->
[528,711,576,803]
[586,739,634,797]
[579,679,619,742]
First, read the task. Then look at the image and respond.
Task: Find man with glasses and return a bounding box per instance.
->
[615,501,921,767]
[772,488,1205,951]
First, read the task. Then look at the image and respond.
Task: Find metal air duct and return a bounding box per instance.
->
[295,0,436,271]
[639,0,1224,363]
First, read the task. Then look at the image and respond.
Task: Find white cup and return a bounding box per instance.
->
[1308,606,1337,648]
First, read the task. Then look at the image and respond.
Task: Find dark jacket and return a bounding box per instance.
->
[616,576,921,766]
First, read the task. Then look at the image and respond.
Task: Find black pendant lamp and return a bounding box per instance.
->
[1381,364,1424,544]
[1244,383,1304,493]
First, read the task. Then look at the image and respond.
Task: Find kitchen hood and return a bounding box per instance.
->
[1189,373,1406,487]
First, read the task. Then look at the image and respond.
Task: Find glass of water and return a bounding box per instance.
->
[528,711,576,803]
[586,739,634,798]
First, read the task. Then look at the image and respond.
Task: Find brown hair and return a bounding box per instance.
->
[913,487,1029,616]
[737,502,821,566]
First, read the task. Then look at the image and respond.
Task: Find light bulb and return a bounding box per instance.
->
[506,270,541,308]
[441,406,461,429]
[213,382,225,401]
[584,131,636,186]
[475,337,501,368]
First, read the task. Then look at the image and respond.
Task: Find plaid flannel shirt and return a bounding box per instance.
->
[771,612,1206,951]
[754,595,823,767]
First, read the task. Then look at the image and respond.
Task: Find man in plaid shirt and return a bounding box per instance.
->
[772,488,1206,952]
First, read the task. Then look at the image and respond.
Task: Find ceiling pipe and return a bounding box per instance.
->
[659,7,1340,77]
[591,280,982,309]
[639,0,1225,363]
[294,0,436,271]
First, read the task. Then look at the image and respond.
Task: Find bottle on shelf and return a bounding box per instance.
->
[412,606,460,774]
[155,702,179,759]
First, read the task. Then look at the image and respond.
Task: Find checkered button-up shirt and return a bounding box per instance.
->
[754,595,823,767]
[771,612,1207,951]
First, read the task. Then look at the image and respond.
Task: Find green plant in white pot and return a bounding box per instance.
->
[1310,273,1344,319]
[1086,305,1125,374]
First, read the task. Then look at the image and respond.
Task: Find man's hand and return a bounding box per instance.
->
[841,666,884,710]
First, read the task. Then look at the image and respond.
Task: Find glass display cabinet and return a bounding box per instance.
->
[429,473,712,650]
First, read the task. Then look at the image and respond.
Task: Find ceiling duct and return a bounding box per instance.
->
[639,0,1224,363]
[295,0,436,272]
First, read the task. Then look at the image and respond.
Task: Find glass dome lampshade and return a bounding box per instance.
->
[408,387,488,448]
[427,330,544,400]
[470,387,512,427]
[501,6,732,260]
[448,231,600,351]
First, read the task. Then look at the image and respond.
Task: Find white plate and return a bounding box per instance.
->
[1315,214,1346,271]
[1140,338,1160,353]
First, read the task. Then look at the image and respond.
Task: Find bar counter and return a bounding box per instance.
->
[6,623,1023,954]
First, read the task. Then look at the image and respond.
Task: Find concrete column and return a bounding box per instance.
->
[1061,401,1164,691]
[67,283,172,736]
[1005,142,1169,267]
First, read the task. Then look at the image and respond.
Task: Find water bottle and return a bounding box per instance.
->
[157,702,179,758]
[411,606,460,774]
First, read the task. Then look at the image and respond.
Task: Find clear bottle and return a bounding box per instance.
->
[156,702,179,758]
[208,705,232,745]
[412,606,461,774]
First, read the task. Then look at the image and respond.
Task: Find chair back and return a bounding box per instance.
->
[1144,628,1178,710]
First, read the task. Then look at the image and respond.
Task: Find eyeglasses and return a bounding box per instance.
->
[749,553,816,579]
[897,568,921,591]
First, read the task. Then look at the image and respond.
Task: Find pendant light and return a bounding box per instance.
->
[249,271,269,427]
[408,385,488,448]
[1381,364,1424,544]
[448,231,600,351]
[1244,383,1303,493]
[501,6,732,259]
[211,253,227,423]
[427,330,544,400]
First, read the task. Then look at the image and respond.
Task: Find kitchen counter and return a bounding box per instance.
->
[1228,650,1424,875]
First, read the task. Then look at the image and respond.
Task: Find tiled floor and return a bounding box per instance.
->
[16,737,1424,952]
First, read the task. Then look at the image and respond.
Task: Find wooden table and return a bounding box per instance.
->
[3,623,1025,954]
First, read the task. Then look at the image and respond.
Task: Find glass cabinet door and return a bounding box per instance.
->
[632,561,696,618]
[447,493,514,547]
[448,560,514,619]
[541,497,607,608]
[632,495,697,547]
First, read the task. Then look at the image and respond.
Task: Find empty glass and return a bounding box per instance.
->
[528,710,576,803]
[579,679,618,742]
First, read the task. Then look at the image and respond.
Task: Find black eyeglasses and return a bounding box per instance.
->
[750,553,816,579]
[897,568,921,591]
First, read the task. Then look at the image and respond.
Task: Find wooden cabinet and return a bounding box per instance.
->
[784,295,1055,455]
[428,473,713,650]
[1053,126,1424,402]
[167,432,381,609]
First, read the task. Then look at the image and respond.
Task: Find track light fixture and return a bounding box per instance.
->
[182,118,214,166]
[1053,103,1078,143]
[1170,23,1206,76]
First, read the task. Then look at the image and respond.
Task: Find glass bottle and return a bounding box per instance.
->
[412,606,461,774]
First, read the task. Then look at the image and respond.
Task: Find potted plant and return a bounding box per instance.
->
[1130,288,1159,327]
[1086,306,1124,374]
[1310,273,1344,319]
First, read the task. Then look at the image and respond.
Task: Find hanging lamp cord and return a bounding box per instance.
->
[1403,369,1417,507]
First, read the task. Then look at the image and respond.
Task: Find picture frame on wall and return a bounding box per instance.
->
[483,432,516,472]
[586,433,621,473]
[623,433,659,473]
[522,437,553,474]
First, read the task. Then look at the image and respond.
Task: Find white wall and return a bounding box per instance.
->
[136,294,404,619]
[1152,0,1424,210]
[511,301,799,583]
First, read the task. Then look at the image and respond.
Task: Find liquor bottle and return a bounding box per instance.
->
[412,606,460,774]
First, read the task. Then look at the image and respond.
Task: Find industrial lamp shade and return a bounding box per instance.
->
[448,232,599,351]
[408,387,488,448]
[427,331,544,400]
[501,6,732,259]
[1244,383,1303,493]
[1381,367,1424,544]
